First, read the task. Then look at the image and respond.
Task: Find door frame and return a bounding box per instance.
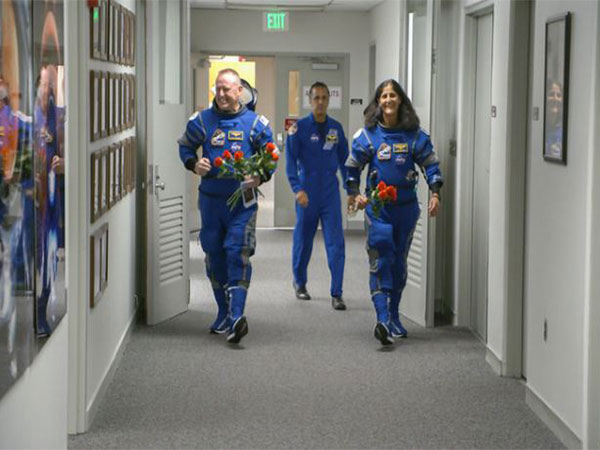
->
[456,0,530,378]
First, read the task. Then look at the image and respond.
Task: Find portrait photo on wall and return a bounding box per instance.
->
[33,0,66,338]
[543,12,571,164]
[0,0,37,400]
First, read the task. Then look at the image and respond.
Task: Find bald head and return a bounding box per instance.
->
[215,69,243,112]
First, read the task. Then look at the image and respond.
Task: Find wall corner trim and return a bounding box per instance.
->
[485,347,502,376]
[526,386,582,450]
[82,311,137,433]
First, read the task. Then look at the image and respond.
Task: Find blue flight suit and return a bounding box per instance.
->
[346,124,442,337]
[286,114,348,298]
[178,103,274,332]
[34,97,64,337]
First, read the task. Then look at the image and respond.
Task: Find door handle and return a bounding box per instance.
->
[155,180,166,191]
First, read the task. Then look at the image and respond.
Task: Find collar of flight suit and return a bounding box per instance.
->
[211,100,248,118]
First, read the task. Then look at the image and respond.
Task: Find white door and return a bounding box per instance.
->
[470,12,493,342]
[403,0,434,327]
[145,0,190,325]
[273,56,349,228]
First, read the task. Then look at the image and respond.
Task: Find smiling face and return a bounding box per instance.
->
[378,83,401,119]
[214,71,243,112]
[547,82,563,116]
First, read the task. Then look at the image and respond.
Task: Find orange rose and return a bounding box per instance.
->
[271,152,279,161]
[377,181,387,191]
[378,190,388,201]
[234,151,244,161]
[266,142,276,153]
[214,157,223,167]
[223,150,232,160]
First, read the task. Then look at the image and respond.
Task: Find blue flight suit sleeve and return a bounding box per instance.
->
[177,111,207,173]
[412,130,443,193]
[337,126,349,193]
[345,128,373,196]
[285,124,302,194]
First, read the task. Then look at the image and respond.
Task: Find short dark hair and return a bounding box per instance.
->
[363,79,420,130]
[309,81,330,99]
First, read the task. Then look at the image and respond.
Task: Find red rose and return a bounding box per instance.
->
[378,190,388,201]
[390,187,397,201]
[234,151,244,161]
[214,157,223,167]
[266,142,276,153]
[377,181,387,192]
[223,150,232,160]
[271,152,279,161]
[386,186,396,200]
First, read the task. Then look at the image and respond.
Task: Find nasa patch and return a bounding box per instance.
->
[211,129,225,147]
[377,143,391,161]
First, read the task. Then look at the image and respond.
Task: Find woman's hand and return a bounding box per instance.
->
[428,194,440,217]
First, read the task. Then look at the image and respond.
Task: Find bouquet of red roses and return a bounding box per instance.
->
[369,181,397,217]
[214,142,279,209]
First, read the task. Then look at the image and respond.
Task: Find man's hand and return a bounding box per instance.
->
[243,174,261,189]
[428,194,440,217]
[51,155,64,174]
[347,194,368,214]
[296,190,309,208]
[194,157,211,176]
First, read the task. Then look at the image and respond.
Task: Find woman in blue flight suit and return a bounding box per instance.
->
[346,79,442,346]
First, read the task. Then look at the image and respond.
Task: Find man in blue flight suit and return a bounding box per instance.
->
[286,81,348,311]
[178,69,275,344]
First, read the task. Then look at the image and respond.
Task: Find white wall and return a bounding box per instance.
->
[0,322,68,449]
[524,0,600,441]
[190,8,370,140]
[369,0,402,84]
[83,0,138,430]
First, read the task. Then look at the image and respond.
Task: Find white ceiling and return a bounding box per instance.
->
[190,0,384,12]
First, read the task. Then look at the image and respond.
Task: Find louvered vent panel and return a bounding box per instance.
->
[406,217,424,288]
[159,196,184,284]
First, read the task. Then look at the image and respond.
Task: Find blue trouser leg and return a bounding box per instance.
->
[389,201,421,336]
[320,191,345,297]
[366,205,395,295]
[224,204,257,321]
[199,193,229,329]
[366,205,395,324]
[292,199,319,288]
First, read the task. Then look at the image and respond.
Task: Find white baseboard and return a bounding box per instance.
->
[85,312,137,431]
[485,347,502,376]
[526,386,582,449]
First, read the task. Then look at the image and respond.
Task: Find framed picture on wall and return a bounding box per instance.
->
[108,145,116,207]
[115,142,123,200]
[90,224,109,307]
[543,12,571,165]
[90,0,108,60]
[100,71,108,138]
[130,74,136,128]
[115,74,122,132]
[99,148,109,214]
[90,150,101,222]
[107,72,114,135]
[131,12,136,65]
[90,71,101,141]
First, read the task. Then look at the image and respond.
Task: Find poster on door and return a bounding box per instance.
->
[302,86,342,110]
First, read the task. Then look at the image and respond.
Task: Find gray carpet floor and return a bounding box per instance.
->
[69,229,564,449]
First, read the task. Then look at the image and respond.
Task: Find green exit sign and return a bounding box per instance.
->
[263,11,288,32]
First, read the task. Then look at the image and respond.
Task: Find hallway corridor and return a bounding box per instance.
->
[69,230,563,449]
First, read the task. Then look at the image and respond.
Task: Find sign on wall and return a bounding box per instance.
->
[302,86,342,110]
